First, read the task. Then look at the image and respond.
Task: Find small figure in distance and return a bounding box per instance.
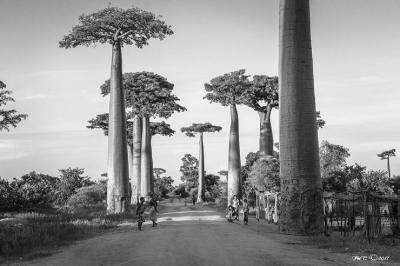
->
[242,198,249,225]
[149,193,159,228]
[192,194,196,206]
[136,197,146,231]
[232,195,240,221]
[226,205,234,222]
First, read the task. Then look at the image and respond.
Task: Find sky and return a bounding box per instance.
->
[1,0,400,184]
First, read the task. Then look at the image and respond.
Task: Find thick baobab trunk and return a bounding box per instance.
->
[279,0,323,235]
[140,116,152,201]
[131,115,142,204]
[227,104,241,206]
[197,133,205,203]
[259,106,273,157]
[106,41,129,213]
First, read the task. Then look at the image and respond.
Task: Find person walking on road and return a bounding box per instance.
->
[149,194,159,228]
[136,197,146,231]
[242,198,249,225]
[192,194,196,205]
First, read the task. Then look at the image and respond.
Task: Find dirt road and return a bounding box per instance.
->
[15,201,375,266]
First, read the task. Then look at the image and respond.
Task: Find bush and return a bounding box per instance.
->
[65,184,106,212]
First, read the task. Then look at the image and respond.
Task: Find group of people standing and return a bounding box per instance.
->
[135,193,159,231]
[226,195,250,225]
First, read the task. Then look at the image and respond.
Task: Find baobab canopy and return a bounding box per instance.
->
[244,75,279,112]
[204,69,252,106]
[58,6,173,48]
[100,72,186,118]
[87,113,175,138]
[181,123,222,137]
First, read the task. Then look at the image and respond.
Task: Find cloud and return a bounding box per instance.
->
[0,141,30,161]
[19,93,50,100]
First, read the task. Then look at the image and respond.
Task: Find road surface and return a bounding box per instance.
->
[12,201,377,266]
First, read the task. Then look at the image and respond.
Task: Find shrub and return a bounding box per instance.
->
[65,183,106,212]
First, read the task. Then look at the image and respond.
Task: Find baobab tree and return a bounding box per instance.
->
[0,81,28,131]
[245,76,324,158]
[59,6,173,213]
[279,0,323,235]
[245,75,278,157]
[181,123,222,202]
[377,149,396,177]
[204,69,252,205]
[101,72,185,201]
[87,113,175,202]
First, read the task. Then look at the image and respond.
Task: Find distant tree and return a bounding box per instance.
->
[174,184,189,199]
[0,81,28,131]
[0,178,21,211]
[204,174,221,202]
[377,149,396,177]
[59,6,173,213]
[152,168,174,198]
[13,172,59,210]
[319,141,350,179]
[55,167,94,205]
[244,75,278,157]
[204,69,252,205]
[180,154,199,190]
[181,122,222,202]
[100,72,185,202]
[316,111,326,129]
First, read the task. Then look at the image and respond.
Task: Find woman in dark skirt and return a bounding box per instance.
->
[136,197,146,231]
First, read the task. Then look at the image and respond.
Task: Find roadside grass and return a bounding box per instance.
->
[308,233,400,263]
[0,205,137,260]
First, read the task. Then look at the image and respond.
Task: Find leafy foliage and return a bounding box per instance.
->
[173,184,190,199]
[241,152,261,185]
[59,6,173,48]
[204,69,252,106]
[362,170,393,194]
[100,72,186,118]
[392,175,400,194]
[0,81,28,131]
[153,168,174,198]
[87,113,174,138]
[316,111,326,129]
[66,183,107,211]
[247,157,280,192]
[181,122,222,137]
[204,174,222,202]
[319,140,350,179]
[55,168,94,205]
[244,75,279,112]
